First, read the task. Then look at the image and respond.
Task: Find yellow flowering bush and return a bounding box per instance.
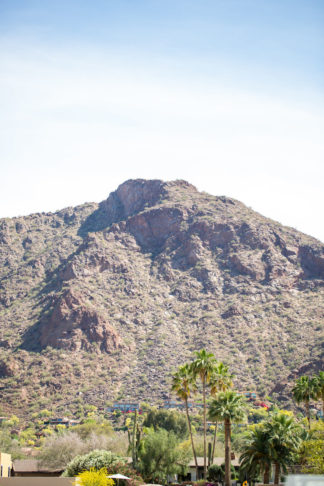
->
[77,467,115,486]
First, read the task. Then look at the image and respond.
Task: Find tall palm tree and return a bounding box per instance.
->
[292,376,317,429]
[239,426,272,484]
[171,364,198,475]
[209,391,246,486]
[209,362,233,464]
[313,371,324,417]
[191,349,217,479]
[263,412,302,485]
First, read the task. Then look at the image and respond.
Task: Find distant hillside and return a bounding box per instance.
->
[0,179,323,417]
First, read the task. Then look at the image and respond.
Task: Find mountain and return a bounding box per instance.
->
[0,179,323,416]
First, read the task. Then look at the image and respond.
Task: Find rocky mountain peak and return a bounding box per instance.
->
[101,178,197,221]
[0,179,323,417]
[79,178,197,235]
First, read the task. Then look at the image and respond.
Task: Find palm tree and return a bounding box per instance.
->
[209,390,246,486]
[209,362,233,464]
[191,349,217,479]
[239,426,272,484]
[263,412,302,485]
[171,364,198,475]
[292,376,317,429]
[313,371,324,417]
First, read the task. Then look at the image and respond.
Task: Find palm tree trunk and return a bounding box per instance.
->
[263,464,270,484]
[224,418,231,486]
[211,420,218,464]
[185,398,198,478]
[305,399,311,430]
[274,462,280,485]
[203,376,207,480]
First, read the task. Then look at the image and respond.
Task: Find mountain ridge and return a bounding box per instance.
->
[0,179,323,417]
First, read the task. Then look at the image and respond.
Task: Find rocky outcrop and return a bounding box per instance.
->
[39,290,123,353]
[102,179,167,221]
[299,245,324,278]
[0,358,19,377]
[125,206,186,252]
[102,179,196,221]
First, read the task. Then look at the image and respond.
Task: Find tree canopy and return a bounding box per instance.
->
[138,429,191,483]
[142,408,188,439]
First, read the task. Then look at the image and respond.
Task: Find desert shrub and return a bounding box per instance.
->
[39,432,85,469]
[101,432,128,455]
[63,450,123,477]
[63,449,141,480]
[71,421,112,439]
[40,429,129,470]
[77,467,114,486]
[208,464,223,482]
[207,463,236,481]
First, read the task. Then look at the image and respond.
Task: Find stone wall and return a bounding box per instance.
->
[0,478,75,486]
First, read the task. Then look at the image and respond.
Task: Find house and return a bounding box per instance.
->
[0,452,12,477]
[163,399,185,409]
[162,399,196,410]
[106,402,140,413]
[242,391,257,401]
[43,417,79,427]
[180,456,241,481]
[12,459,64,477]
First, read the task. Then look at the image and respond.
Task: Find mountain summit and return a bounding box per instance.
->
[0,179,323,415]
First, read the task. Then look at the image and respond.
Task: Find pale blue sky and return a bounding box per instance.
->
[1,1,323,240]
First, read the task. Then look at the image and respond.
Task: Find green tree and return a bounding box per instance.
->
[191,349,217,479]
[0,429,24,460]
[142,408,188,439]
[209,391,246,486]
[239,426,272,484]
[300,420,324,474]
[313,371,324,417]
[138,429,190,483]
[209,362,233,464]
[207,463,223,482]
[208,463,236,482]
[171,363,198,474]
[263,412,302,485]
[292,376,317,429]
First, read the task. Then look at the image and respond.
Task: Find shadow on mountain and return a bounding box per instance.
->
[20,319,44,352]
[78,206,111,237]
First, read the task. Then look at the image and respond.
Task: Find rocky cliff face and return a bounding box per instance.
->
[0,179,323,416]
[36,289,123,353]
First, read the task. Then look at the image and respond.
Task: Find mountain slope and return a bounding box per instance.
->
[0,179,323,416]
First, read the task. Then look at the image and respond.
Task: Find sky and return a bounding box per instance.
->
[1,0,323,241]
